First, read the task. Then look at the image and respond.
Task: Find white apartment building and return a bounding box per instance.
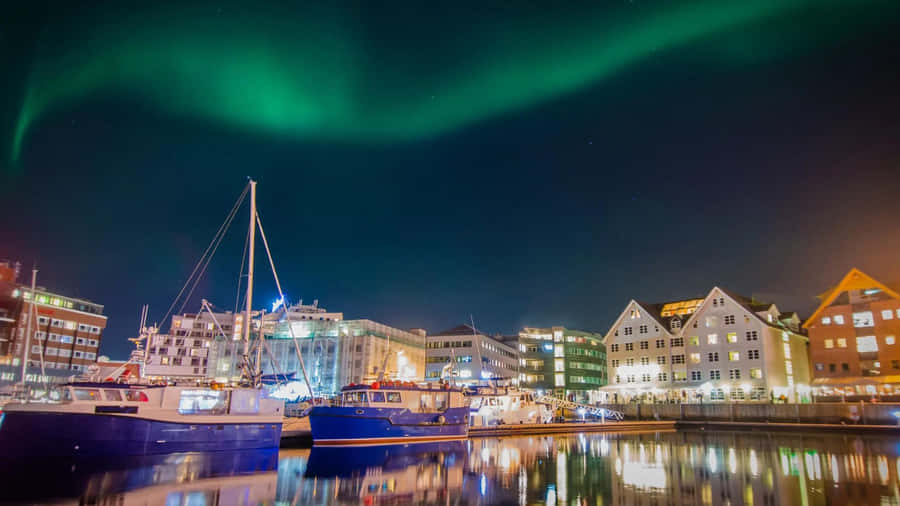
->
[603,287,810,403]
[425,324,518,384]
[143,310,245,380]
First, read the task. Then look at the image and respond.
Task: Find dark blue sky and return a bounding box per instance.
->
[3,1,900,358]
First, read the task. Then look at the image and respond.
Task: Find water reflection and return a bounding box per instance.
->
[4,431,900,504]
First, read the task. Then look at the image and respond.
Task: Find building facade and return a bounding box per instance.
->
[603,287,811,403]
[804,268,900,398]
[517,327,607,403]
[0,263,107,385]
[142,309,244,380]
[424,324,518,384]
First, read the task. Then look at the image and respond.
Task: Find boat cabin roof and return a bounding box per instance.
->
[341,382,464,393]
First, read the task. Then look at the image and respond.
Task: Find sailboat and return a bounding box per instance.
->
[0,180,285,456]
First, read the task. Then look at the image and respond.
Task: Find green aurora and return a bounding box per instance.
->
[8,0,893,166]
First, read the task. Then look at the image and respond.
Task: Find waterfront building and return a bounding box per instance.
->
[142,309,244,380]
[0,261,106,384]
[603,287,811,403]
[424,324,518,384]
[804,268,900,398]
[517,326,607,403]
[209,303,425,396]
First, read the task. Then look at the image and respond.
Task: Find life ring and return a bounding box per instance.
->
[436,415,446,424]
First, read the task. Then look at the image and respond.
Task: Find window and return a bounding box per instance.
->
[707,334,718,345]
[637,341,648,350]
[657,356,666,365]
[673,371,687,381]
[688,336,699,346]
[74,351,83,358]
[640,357,650,366]
[726,332,737,343]
[30,345,41,353]
[748,350,759,360]
[746,331,758,341]
[625,343,633,351]
[709,370,721,380]
[76,337,86,345]
[824,339,834,349]
[641,373,651,382]
[841,363,849,372]
[58,349,71,357]
[853,311,875,328]
[387,392,402,403]
[670,338,684,347]
[658,372,668,382]
[73,388,101,401]
[729,369,741,379]
[750,369,763,379]
[656,339,665,348]
[611,359,619,367]
[690,371,702,381]
[856,336,878,353]
[708,352,719,362]
[671,319,681,330]
[672,355,685,364]
[893,360,900,370]
[724,315,735,325]
[887,336,896,345]
[630,308,640,319]
[834,315,845,325]
[837,338,847,348]
[822,316,831,325]
[706,316,718,328]
[555,373,565,386]
[829,363,836,373]
[610,344,619,352]
[690,353,701,364]
[882,310,894,320]
[728,351,740,361]
[639,325,648,334]
[60,335,73,344]
[626,358,634,366]
[103,389,125,401]
[624,327,633,336]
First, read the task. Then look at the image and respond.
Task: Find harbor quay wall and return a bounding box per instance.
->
[604,402,900,425]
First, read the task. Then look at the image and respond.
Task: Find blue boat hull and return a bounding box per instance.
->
[0,411,282,457]
[309,406,468,446]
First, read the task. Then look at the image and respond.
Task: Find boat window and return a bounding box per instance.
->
[343,392,368,405]
[103,389,125,401]
[371,391,386,403]
[125,390,149,402]
[62,388,72,402]
[420,394,433,411]
[73,388,101,401]
[177,389,228,415]
[471,397,482,409]
[435,393,448,411]
[386,392,402,403]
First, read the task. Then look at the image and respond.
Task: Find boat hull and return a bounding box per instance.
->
[309,406,468,446]
[0,411,282,456]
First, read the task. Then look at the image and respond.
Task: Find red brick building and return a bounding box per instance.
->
[805,268,900,398]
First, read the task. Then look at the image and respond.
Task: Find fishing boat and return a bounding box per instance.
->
[0,180,287,456]
[467,385,553,425]
[308,381,469,446]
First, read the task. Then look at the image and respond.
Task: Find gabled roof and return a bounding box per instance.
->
[803,268,900,329]
[684,287,804,337]
[433,324,482,337]
[602,298,700,343]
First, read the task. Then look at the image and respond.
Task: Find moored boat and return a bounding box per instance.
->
[0,382,283,456]
[308,381,469,446]
[468,385,553,425]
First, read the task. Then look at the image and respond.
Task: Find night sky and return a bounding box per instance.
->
[3,1,900,359]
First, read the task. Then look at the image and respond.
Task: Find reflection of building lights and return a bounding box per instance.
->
[546,485,557,506]
[707,450,718,473]
[480,474,487,496]
[750,450,759,476]
[621,461,667,490]
[832,455,840,483]
[728,448,737,474]
[600,439,610,457]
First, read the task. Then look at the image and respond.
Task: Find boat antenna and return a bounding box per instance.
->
[240,179,257,386]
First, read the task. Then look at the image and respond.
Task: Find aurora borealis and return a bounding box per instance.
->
[3,1,900,358]
[9,0,892,165]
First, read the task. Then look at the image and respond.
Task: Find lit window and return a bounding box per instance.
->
[690,353,701,364]
[706,316,718,328]
[728,352,740,361]
[837,338,847,348]
[821,317,831,325]
[882,310,894,320]
[785,361,793,375]
[887,336,896,345]
[856,336,878,353]
[852,311,875,328]
[707,334,718,345]
[688,336,698,346]
[834,315,845,325]
[727,333,737,343]
[554,373,565,387]
[782,343,791,360]
[824,339,834,349]
[750,368,762,379]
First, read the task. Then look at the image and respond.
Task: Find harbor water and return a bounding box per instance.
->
[2,430,900,504]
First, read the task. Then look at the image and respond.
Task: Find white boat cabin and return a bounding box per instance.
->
[339,383,467,413]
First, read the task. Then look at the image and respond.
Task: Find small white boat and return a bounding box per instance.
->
[468,385,553,425]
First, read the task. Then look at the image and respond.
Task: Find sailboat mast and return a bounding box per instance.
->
[242,180,257,380]
[19,267,37,387]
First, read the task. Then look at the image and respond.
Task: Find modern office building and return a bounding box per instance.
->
[424,324,518,384]
[517,326,607,403]
[805,268,900,397]
[0,261,107,385]
[142,309,243,380]
[603,287,811,403]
